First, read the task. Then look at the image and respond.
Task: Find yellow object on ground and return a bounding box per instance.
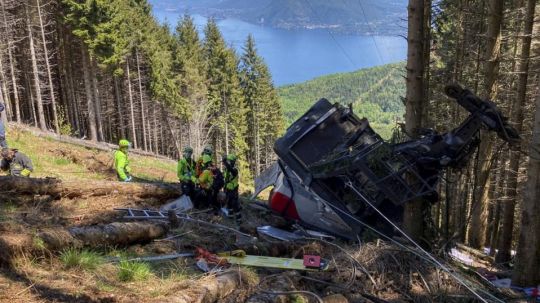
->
[221,255,328,271]
[217,250,246,258]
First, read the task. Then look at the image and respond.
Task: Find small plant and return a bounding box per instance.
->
[60,248,103,270]
[117,260,151,282]
[289,294,308,303]
[33,237,46,250]
[57,106,73,136]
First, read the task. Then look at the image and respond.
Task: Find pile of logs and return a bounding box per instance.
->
[0,176,181,199]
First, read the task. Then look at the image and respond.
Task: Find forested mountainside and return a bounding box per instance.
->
[150,0,407,35]
[0,0,283,181]
[278,62,405,138]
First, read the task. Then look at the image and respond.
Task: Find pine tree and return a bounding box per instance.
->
[240,34,283,176]
[203,19,249,179]
[174,15,208,153]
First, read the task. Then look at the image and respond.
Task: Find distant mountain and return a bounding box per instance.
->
[149,0,407,35]
[278,62,406,139]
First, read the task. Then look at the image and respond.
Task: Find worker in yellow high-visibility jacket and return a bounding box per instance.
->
[222,154,241,222]
[114,139,132,182]
[177,146,197,197]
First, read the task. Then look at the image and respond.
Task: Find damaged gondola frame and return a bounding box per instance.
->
[255,84,520,240]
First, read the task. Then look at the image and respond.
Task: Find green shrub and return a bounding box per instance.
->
[60,248,103,270]
[117,260,151,282]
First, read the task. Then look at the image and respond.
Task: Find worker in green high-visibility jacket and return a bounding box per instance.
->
[194,154,214,209]
[114,139,132,182]
[0,148,33,177]
[222,154,241,222]
[177,146,196,197]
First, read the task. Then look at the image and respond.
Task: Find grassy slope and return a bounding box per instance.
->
[5,125,177,182]
[278,62,406,139]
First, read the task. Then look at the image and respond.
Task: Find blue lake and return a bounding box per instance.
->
[153,11,407,86]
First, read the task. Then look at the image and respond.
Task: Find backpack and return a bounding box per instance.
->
[211,166,225,191]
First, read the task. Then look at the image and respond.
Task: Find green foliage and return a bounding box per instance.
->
[60,248,104,270]
[240,35,283,177]
[62,0,186,115]
[289,294,308,303]
[203,19,251,180]
[117,260,152,282]
[57,106,73,136]
[278,62,405,139]
[32,237,46,250]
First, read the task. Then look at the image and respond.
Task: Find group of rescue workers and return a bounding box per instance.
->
[0,101,240,221]
[114,140,241,222]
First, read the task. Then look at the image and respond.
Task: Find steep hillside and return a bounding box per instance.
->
[278,62,405,138]
[4,124,177,182]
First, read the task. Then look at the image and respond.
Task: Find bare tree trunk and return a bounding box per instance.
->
[1,0,21,123]
[135,48,148,151]
[468,0,504,249]
[90,58,104,141]
[0,59,11,120]
[25,70,38,127]
[488,159,506,256]
[26,4,46,131]
[152,103,159,153]
[495,0,535,264]
[113,75,126,139]
[81,46,97,141]
[403,0,429,241]
[126,59,137,148]
[512,78,540,286]
[36,0,58,133]
[224,101,230,155]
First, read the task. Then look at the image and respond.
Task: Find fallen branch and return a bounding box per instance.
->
[0,176,181,199]
[37,221,168,251]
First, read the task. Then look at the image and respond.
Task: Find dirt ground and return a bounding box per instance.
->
[0,128,520,303]
[0,185,519,303]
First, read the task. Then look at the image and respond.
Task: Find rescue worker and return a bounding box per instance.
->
[195,154,214,209]
[196,144,213,176]
[0,148,33,177]
[114,139,132,182]
[0,103,7,148]
[177,146,196,197]
[222,154,241,222]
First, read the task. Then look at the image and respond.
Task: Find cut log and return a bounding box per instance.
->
[166,271,248,303]
[37,221,168,251]
[323,294,349,303]
[0,176,181,199]
[0,232,35,264]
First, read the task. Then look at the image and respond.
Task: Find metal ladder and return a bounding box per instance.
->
[115,208,170,220]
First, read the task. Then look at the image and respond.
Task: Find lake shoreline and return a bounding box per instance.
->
[153,12,407,86]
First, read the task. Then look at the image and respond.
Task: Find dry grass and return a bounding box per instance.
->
[5,126,177,182]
